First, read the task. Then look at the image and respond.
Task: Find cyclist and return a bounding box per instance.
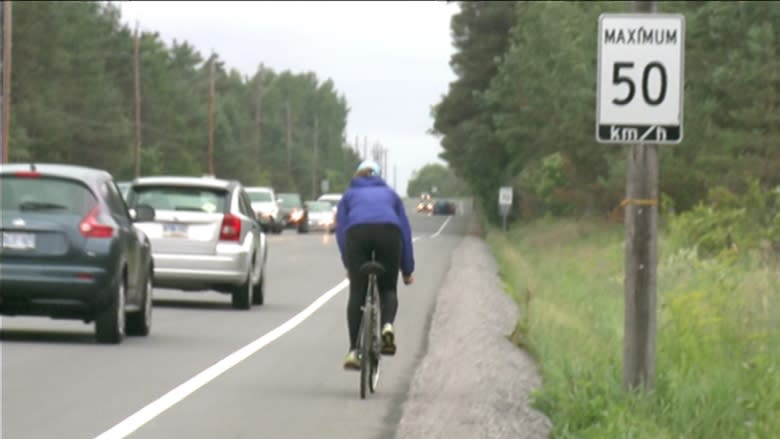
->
[336,159,415,370]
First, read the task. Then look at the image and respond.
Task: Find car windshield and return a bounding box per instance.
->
[306,201,331,212]
[277,194,301,208]
[248,191,273,202]
[1,175,96,216]
[129,185,227,213]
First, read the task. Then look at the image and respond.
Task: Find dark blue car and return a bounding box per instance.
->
[0,163,156,343]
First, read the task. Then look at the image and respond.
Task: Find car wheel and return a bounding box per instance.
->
[252,271,265,305]
[126,267,153,336]
[231,268,253,310]
[298,223,309,234]
[96,275,126,344]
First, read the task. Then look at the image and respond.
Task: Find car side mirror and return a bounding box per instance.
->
[131,204,156,222]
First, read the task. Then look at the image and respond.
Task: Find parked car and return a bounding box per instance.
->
[126,176,267,308]
[305,201,336,233]
[246,186,282,234]
[276,192,309,233]
[0,163,156,344]
[433,199,456,215]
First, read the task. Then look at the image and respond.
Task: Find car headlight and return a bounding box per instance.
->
[291,209,304,221]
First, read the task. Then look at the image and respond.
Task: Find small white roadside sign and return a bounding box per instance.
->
[596,13,685,144]
[499,187,513,206]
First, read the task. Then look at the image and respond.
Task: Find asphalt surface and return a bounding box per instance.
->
[1,198,549,439]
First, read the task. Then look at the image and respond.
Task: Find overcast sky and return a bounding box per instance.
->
[117,1,458,195]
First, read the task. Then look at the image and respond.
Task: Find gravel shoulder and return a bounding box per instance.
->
[394,233,552,439]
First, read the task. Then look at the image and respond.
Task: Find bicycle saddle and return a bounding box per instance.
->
[359,261,386,276]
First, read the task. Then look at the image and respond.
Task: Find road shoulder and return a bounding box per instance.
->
[394,235,552,439]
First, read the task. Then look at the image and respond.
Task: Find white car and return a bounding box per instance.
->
[317,193,342,213]
[305,201,336,233]
[246,186,281,234]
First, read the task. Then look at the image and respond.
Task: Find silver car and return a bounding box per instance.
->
[126,176,267,309]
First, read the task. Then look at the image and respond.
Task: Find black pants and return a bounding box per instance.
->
[345,223,401,350]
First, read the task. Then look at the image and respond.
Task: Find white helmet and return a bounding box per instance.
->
[357,159,381,177]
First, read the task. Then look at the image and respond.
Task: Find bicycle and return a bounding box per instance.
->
[356,259,385,399]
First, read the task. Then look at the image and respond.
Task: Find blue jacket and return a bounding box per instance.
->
[336,176,415,276]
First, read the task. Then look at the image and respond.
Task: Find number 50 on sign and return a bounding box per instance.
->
[596,14,685,144]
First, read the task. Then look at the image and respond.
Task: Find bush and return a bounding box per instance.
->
[668,179,779,258]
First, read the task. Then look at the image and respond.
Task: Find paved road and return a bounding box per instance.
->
[1,200,473,439]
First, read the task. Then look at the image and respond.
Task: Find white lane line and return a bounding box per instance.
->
[430,216,452,239]
[93,279,349,439]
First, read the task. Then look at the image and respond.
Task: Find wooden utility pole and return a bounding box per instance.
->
[1,1,11,164]
[623,0,659,391]
[311,114,319,199]
[254,74,263,167]
[285,100,292,172]
[207,57,215,175]
[133,23,141,177]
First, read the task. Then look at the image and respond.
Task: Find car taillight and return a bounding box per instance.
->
[79,206,114,238]
[219,214,241,241]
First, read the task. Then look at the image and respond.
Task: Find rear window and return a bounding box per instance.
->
[0,175,96,216]
[306,201,331,212]
[129,185,227,213]
[277,194,301,208]
[247,191,273,202]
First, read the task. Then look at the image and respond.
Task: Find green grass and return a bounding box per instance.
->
[487,218,780,439]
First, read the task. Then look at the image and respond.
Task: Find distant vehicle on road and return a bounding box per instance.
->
[417,195,434,213]
[305,200,336,233]
[246,186,282,234]
[0,163,156,344]
[126,175,268,308]
[432,200,456,216]
[277,192,309,233]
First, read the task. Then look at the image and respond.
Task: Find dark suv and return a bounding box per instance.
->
[276,192,309,233]
[0,163,156,343]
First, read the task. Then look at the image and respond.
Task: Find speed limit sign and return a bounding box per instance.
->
[596,14,685,144]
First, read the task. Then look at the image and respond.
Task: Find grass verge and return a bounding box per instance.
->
[487,218,779,438]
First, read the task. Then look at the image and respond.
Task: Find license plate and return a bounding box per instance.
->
[163,223,188,238]
[2,232,36,250]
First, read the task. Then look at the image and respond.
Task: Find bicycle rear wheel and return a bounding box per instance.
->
[369,300,381,393]
[359,294,373,399]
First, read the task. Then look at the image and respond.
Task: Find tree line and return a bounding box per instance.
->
[8,1,362,198]
[433,1,780,221]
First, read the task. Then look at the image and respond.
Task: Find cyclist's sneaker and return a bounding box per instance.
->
[343,350,360,371]
[381,323,396,356]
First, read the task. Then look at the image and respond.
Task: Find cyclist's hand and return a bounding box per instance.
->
[403,275,414,285]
